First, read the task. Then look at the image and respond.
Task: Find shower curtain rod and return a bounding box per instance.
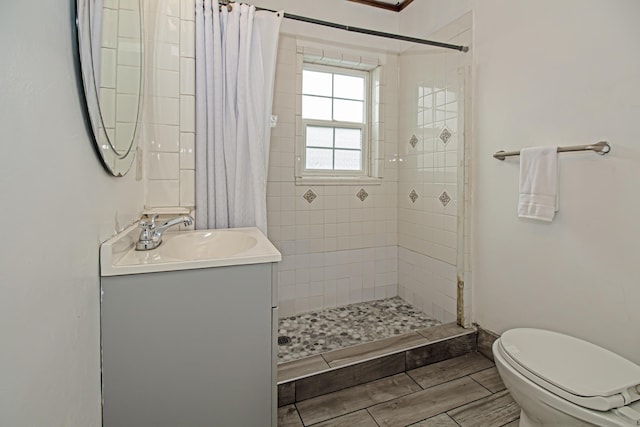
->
[217,2,469,52]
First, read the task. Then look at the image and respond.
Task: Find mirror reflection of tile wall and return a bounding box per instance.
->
[143,0,195,209]
[98,0,143,172]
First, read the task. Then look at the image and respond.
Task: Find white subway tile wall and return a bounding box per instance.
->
[397,247,457,324]
[397,18,472,323]
[144,0,195,209]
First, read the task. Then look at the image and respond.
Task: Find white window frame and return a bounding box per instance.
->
[301,63,370,177]
[294,46,384,186]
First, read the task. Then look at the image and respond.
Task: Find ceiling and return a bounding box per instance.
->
[346,0,415,12]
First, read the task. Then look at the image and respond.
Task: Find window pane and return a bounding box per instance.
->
[306,148,333,169]
[333,99,363,122]
[334,128,361,150]
[334,149,361,170]
[306,126,334,148]
[303,70,332,97]
[303,95,332,120]
[334,74,364,100]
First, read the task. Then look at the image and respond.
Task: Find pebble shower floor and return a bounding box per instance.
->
[277,297,440,362]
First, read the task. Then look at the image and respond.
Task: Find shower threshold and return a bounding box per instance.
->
[277,320,478,406]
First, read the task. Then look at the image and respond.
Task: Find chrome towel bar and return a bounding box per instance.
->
[493,141,611,160]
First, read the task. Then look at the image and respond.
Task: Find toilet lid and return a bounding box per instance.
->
[500,328,640,400]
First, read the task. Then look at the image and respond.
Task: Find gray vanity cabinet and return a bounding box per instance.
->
[101,263,277,427]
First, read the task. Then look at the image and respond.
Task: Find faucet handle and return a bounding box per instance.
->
[139,214,159,229]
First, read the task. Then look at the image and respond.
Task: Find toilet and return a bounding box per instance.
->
[493,328,640,426]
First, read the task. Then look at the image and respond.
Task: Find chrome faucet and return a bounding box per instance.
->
[135,214,194,251]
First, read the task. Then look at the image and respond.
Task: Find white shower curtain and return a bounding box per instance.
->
[194,0,282,233]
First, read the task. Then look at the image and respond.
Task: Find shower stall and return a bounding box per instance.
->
[268,13,473,362]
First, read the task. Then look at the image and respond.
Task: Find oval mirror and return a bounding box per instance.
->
[76,0,144,177]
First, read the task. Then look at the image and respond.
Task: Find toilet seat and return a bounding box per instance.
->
[498,328,640,412]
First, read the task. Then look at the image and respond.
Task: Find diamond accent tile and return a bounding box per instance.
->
[409,134,418,148]
[409,189,418,203]
[302,189,317,204]
[439,126,452,145]
[356,188,368,202]
[439,190,451,207]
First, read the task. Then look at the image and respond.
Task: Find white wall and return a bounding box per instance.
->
[404,0,640,363]
[0,2,144,425]
[471,0,640,363]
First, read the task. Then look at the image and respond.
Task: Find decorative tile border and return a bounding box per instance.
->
[302,189,317,204]
[409,189,419,203]
[356,188,368,202]
[439,190,451,207]
[439,126,452,145]
[409,134,418,148]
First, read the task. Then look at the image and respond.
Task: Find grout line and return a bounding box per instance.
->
[292,401,305,426]
[319,352,331,366]
[365,407,382,427]
[403,348,409,376]
[440,377,501,416]
[405,369,424,390]
[303,408,368,427]
[468,374,494,394]
[499,418,520,427]
[412,413,463,427]
[451,413,464,427]
[446,389,519,427]
[298,373,419,426]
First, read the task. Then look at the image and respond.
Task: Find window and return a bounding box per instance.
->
[301,65,368,174]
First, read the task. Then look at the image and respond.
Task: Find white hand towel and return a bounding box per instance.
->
[518,146,558,222]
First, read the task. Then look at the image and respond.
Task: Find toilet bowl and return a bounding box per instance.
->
[493,328,640,427]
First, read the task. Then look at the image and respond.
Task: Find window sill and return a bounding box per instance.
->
[295,176,383,186]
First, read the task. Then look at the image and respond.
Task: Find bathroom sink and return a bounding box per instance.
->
[100,225,281,276]
[159,230,258,260]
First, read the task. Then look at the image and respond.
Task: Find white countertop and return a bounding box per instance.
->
[100,224,281,276]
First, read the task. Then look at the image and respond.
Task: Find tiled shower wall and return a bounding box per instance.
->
[143,0,196,209]
[269,36,400,317]
[397,16,472,324]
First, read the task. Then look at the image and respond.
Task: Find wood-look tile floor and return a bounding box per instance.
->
[278,352,520,427]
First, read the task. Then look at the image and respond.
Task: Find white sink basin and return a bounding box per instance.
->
[160,230,258,260]
[100,225,281,276]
